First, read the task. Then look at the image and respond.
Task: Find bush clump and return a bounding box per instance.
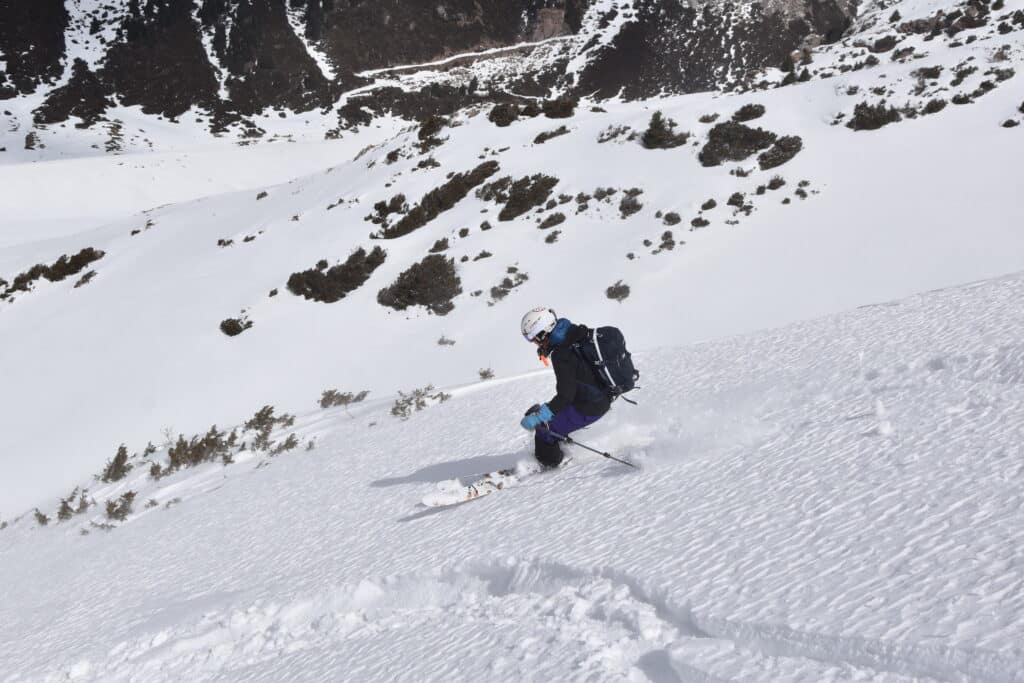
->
[619,189,643,218]
[534,126,570,144]
[758,135,803,169]
[641,112,689,149]
[105,491,136,521]
[1,247,106,300]
[490,268,529,301]
[606,281,630,302]
[498,175,560,221]
[698,122,777,167]
[663,212,681,225]
[286,247,386,303]
[220,317,253,337]
[489,103,520,127]
[391,385,451,420]
[377,254,462,316]
[538,212,566,230]
[922,98,947,115]
[847,102,902,130]
[101,445,131,483]
[543,96,577,119]
[320,389,370,411]
[381,162,500,238]
[732,103,766,122]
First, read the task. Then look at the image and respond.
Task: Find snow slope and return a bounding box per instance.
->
[3,15,1024,516]
[2,269,1023,681]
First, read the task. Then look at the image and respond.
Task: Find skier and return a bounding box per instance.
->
[519,307,611,468]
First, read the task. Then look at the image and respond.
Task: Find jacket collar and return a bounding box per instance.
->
[548,318,572,347]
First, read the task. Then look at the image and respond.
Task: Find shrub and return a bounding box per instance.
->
[1,247,105,300]
[286,247,386,303]
[922,99,947,115]
[149,462,163,479]
[663,212,681,225]
[659,231,676,251]
[437,336,456,346]
[698,122,777,166]
[619,192,643,218]
[57,497,74,522]
[366,194,408,227]
[320,389,370,410]
[35,509,50,526]
[105,491,136,521]
[727,192,745,208]
[870,35,898,53]
[429,238,449,253]
[758,135,803,169]
[701,198,717,210]
[74,271,97,288]
[542,95,577,118]
[606,281,630,302]
[641,112,689,149]
[270,434,299,456]
[479,368,495,380]
[167,425,231,468]
[391,385,451,419]
[101,445,131,483]
[381,162,499,238]
[418,115,447,142]
[691,217,710,228]
[473,250,492,261]
[256,191,268,200]
[913,65,943,80]
[538,212,566,230]
[534,126,569,144]
[498,175,559,221]
[732,103,766,122]
[847,102,901,130]
[220,317,252,337]
[767,176,786,190]
[490,269,529,301]
[545,230,561,244]
[377,254,462,316]
[699,113,719,123]
[489,103,519,127]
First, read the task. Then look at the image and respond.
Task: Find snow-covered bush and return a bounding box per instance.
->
[535,126,569,144]
[105,491,135,521]
[219,317,252,337]
[0,247,105,300]
[542,95,577,118]
[538,212,566,230]
[319,389,370,411]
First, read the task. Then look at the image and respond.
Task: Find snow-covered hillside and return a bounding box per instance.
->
[3,0,1024,516]
[2,268,1023,681]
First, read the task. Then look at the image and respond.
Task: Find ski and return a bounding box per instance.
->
[421,459,569,507]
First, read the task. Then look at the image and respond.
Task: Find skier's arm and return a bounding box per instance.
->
[546,352,577,414]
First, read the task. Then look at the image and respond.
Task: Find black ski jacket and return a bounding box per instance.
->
[547,324,612,417]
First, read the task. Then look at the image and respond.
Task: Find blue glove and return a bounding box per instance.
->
[520,403,554,431]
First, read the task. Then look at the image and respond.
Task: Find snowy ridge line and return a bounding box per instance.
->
[356,36,572,77]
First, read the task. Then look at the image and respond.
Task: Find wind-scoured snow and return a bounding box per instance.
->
[2,270,1023,681]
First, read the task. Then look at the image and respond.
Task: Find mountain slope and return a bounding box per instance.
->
[2,269,1023,681]
[1,0,1023,515]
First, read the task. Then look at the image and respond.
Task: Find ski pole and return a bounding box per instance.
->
[541,427,637,469]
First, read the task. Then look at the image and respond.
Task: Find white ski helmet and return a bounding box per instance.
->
[521,307,557,342]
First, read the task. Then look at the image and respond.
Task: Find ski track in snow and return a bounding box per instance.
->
[3,271,1024,681]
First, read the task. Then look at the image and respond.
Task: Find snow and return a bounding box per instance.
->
[2,0,1024,677]
[2,270,1024,681]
